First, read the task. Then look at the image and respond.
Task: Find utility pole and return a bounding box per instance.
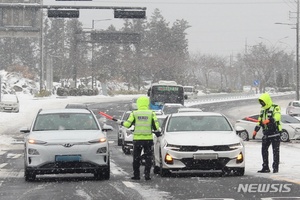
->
[297,0,299,100]
[39,0,44,93]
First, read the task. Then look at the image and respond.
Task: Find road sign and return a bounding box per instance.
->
[91,32,141,44]
[253,80,260,86]
[114,10,146,19]
[48,9,80,18]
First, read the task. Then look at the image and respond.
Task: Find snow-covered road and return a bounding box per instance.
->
[0,93,299,185]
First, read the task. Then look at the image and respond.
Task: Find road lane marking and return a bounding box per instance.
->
[270,175,300,185]
[122,181,173,200]
[122,181,135,188]
[75,189,92,200]
[0,169,24,178]
[110,159,129,176]
[0,163,8,169]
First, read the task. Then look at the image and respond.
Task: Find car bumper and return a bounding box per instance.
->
[0,105,19,112]
[123,140,133,149]
[161,148,245,171]
[290,131,300,140]
[25,143,109,174]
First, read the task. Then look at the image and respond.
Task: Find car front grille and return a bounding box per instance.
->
[181,158,230,170]
[40,161,98,169]
[179,145,231,152]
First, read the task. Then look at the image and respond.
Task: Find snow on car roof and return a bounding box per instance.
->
[171,112,223,117]
[39,109,91,114]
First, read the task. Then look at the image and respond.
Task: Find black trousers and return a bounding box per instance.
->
[261,136,280,170]
[132,140,153,178]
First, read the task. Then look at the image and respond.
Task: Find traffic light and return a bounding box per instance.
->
[114,10,146,19]
[48,9,80,18]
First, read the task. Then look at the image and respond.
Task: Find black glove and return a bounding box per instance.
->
[153,131,161,137]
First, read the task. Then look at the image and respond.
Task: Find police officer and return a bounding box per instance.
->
[252,93,282,173]
[118,96,160,180]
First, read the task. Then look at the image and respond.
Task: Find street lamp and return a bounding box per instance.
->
[39,0,44,93]
[258,36,289,48]
[258,36,289,88]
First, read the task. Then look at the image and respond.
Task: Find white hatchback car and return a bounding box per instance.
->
[21,108,112,181]
[286,101,300,116]
[153,112,245,177]
[0,94,19,113]
[235,114,300,142]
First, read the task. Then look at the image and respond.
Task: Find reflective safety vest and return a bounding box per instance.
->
[259,104,282,135]
[132,110,154,140]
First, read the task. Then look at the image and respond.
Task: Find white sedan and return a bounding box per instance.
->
[153,112,245,176]
[21,108,112,181]
[235,114,300,142]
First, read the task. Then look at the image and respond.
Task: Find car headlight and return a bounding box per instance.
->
[165,143,181,151]
[28,139,47,145]
[229,143,243,150]
[236,152,244,163]
[88,138,107,143]
[165,153,174,164]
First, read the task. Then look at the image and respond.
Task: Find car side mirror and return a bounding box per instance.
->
[126,129,133,135]
[102,124,113,132]
[20,127,30,133]
[235,125,246,134]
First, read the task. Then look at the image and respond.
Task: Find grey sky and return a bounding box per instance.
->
[44,0,296,56]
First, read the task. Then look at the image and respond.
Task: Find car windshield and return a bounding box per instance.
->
[167,115,232,132]
[157,117,166,125]
[33,113,99,131]
[1,95,18,102]
[184,87,193,92]
[292,102,300,107]
[163,106,183,115]
[281,115,300,124]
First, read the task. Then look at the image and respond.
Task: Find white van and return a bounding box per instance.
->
[183,86,197,99]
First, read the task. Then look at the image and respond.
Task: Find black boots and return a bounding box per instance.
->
[131,176,140,180]
[257,167,270,173]
[273,168,279,173]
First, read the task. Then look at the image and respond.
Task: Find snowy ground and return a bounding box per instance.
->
[0,93,299,185]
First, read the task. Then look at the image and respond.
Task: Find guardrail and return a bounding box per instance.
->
[185,92,295,105]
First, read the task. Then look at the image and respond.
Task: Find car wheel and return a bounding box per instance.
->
[233,168,245,176]
[152,153,160,174]
[159,150,171,177]
[117,133,122,146]
[238,130,249,141]
[24,168,36,182]
[280,130,290,142]
[94,159,110,180]
[122,142,131,155]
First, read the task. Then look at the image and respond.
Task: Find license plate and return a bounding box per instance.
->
[55,155,81,162]
[193,153,218,160]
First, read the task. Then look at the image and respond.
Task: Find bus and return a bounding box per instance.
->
[147,80,185,110]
